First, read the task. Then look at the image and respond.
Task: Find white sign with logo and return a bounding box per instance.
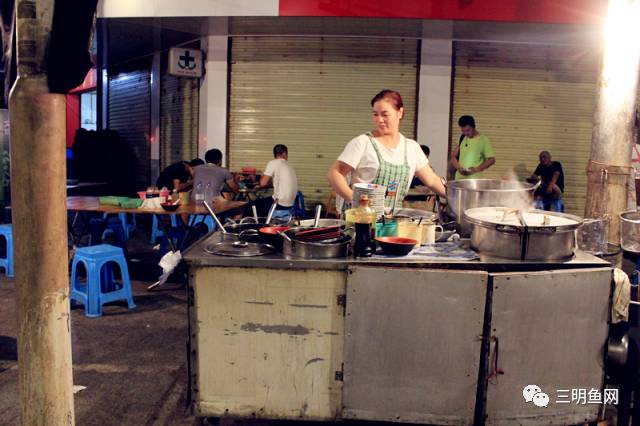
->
[168,48,203,78]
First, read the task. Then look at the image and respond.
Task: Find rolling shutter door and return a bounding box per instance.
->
[450,42,600,215]
[108,64,151,191]
[160,73,199,170]
[228,36,418,206]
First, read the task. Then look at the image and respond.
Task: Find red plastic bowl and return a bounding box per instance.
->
[160,202,180,212]
[137,191,147,200]
[375,236,418,256]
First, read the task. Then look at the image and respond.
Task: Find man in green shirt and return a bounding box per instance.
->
[450,115,496,180]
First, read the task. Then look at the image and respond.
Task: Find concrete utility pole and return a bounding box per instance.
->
[10,0,75,424]
[585,0,640,243]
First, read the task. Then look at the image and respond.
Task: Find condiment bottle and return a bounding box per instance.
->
[194,182,204,203]
[354,195,376,257]
[159,187,169,203]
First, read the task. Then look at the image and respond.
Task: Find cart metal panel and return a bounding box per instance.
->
[190,266,346,420]
[343,266,488,425]
[485,268,612,425]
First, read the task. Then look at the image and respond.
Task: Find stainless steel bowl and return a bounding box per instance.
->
[296,218,346,228]
[281,228,351,259]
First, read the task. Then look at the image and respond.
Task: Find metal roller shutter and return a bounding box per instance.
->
[108,64,151,190]
[160,73,199,170]
[450,42,600,215]
[228,36,418,206]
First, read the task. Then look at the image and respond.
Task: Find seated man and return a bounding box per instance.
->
[192,149,238,202]
[529,150,564,212]
[255,144,298,221]
[410,145,431,188]
[156,158,204,192]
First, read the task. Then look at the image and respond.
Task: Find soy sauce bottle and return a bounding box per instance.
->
[354,195,376,257]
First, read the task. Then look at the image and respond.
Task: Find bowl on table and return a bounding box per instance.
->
[160,202,180,212]
[375,236,418,256]
[137,191,147,200]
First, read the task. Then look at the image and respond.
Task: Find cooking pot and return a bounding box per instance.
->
[446,179,539,236]
[464,207,582,261]
[281,227,351,259]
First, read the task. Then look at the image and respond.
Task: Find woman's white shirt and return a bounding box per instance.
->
[337,133,429,190]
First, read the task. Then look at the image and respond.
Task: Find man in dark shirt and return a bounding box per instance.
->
[530,151,564,211]
[156,158,204,191]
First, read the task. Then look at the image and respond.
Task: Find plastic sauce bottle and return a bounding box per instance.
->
[354,195,376,257]
[205,182,213,203]
[194,182,204,203]
[159,187,169,203]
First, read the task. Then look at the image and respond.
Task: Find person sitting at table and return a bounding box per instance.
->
[192,149,238,202]
[410,145,431,188]
[255,144,298,220]
[156,158,204,192]
[528,150,565,212]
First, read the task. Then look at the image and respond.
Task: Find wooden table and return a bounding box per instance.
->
[66,196,249,290]
[67,196,247,250]
[67,196,247,216]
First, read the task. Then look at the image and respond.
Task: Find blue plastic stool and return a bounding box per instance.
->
[150,215,178,244]
[551,198,565,212]
[0,224,14,278]
[70,244,136,317]
[271,209,293,223]
[104,213,136,240]
[292,191,306,219]
[534,198,565,212]
[189,215,215,232]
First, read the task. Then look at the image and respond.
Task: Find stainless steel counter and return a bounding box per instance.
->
[183,231,609,272]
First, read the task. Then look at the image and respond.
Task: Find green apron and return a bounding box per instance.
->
[367,133,411,209]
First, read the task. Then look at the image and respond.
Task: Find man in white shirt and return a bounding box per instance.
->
[257,144,298,219]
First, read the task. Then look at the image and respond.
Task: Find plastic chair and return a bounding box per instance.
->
[534,198,565,213]
[150,215,178,244]
[292,191,306,219]
[188,215,216,232]
[70,244,136,317]
[103,213,136,240]
[552,198,565,213]
[0,224,14,278]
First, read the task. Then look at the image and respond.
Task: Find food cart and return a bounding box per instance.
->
[183,231,612,425]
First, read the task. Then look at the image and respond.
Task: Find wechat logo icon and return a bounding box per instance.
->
[523,385,549,407]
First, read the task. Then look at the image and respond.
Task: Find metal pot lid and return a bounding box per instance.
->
[204,241,274,257]
[464,207,582,232]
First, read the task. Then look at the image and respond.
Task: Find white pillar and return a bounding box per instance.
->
[150,51,161,182]
[199,33,229,164]
[416,39,453,178]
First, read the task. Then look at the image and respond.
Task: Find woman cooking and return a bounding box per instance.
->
[327,90,446,212]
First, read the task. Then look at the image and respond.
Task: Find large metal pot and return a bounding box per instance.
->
[464,207,582,261]
[281,227,351,259]
[446,179,539,236]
